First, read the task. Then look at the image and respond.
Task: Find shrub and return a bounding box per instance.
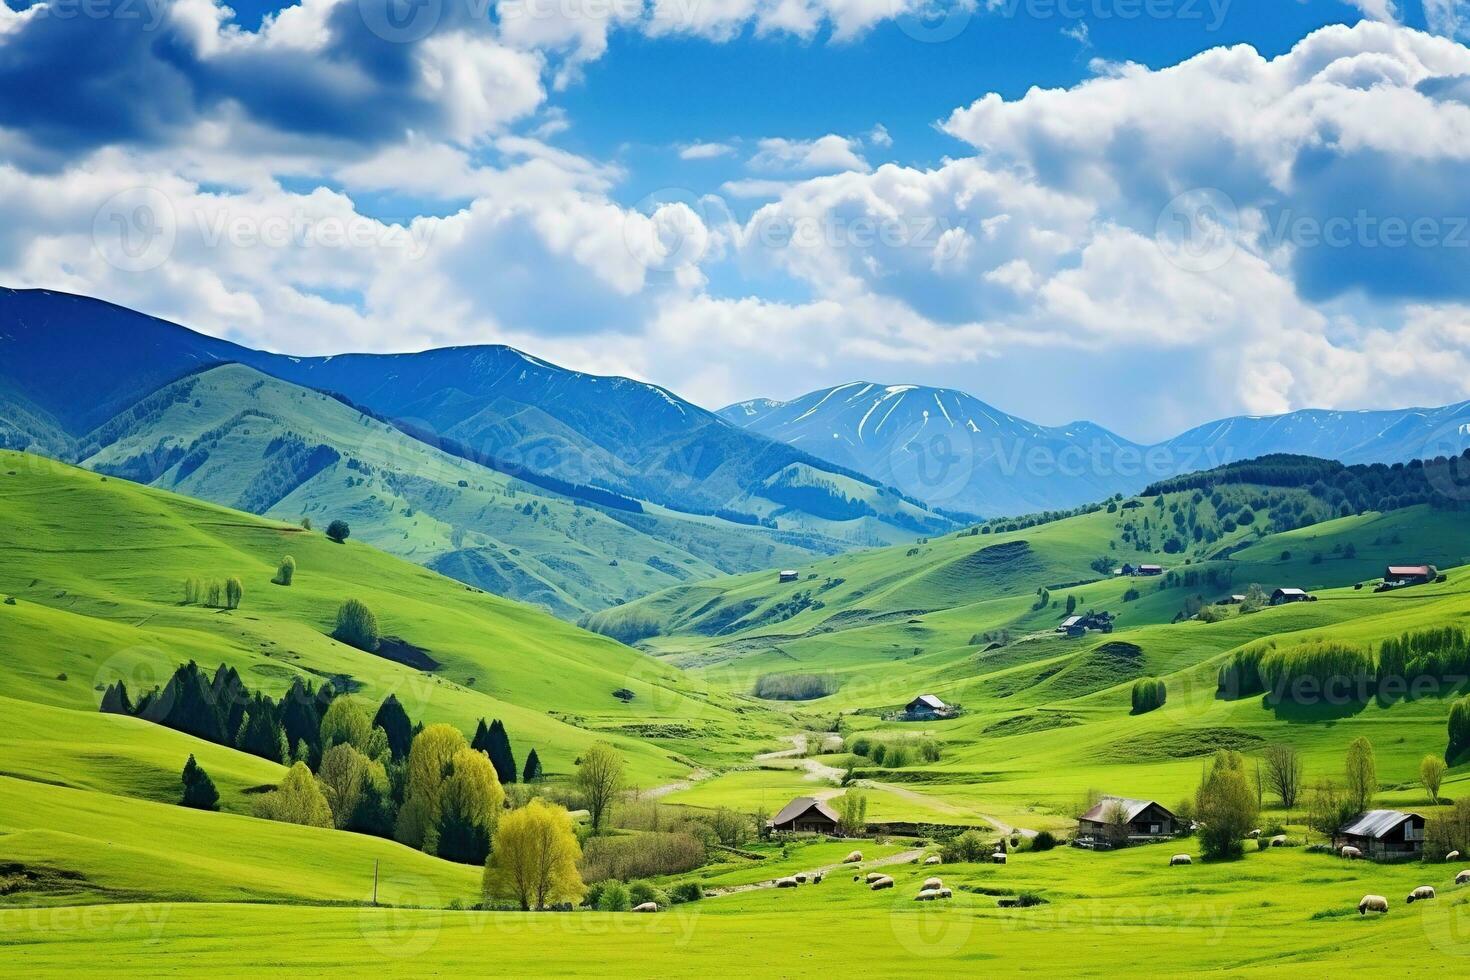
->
[580,832,706,882]
[1258,642,1373,705]
[848,735,873,757]
[669,881,703,904]
[940,829,990,863]
[334,599,380,652]
[326,520,351,543]
[1131,677,1166,714]
[274,556,296,586]
[1030,830,1057,852]
[596,881,630,912]
[1450,694,1470,761]
[752,673,837,701]
[627,880,670,908]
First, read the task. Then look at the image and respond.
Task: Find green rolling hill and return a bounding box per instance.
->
[68,363,845,618]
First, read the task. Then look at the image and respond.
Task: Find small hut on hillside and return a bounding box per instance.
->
[768,797,841,835]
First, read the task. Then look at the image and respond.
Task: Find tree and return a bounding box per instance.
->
[396,723,469,851]
[1131,678,1166,714]
[373,694,413,761]
[1195,750,1257,859]
[835,789,868,836]
[225,576,244,610]
[484,719,517,785]
[1101,799,1131,847]
[180,754,219,811]
[320,695,373,753]
[274,555,296,586]
[326,520,351,543]
[436,748,505,865]
[1306,778,1353,842]
[235,692,288,763]
[99,680,132,715]
[1421,754,1447,805]
[522,748,543,783]
[576,743,625,834]
[1262,744,1303,808]
[483,799,585,911]
[1345,737,1377,814]
[334,599,379,652]
[1240,582,1268,614]
[318,743,371,829]
[253,762,333,828]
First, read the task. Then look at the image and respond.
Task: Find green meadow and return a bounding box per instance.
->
[6,447,1470,973]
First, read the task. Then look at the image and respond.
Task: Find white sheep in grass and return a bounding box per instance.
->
[865,872,886,884]
[633,902,658,913]
[812,873,823,884]
[992,853,1008,864]
[842,850,863,864]
[1406,886,1436,904]
[870,876,894,891]
[776,877,798,889]
[1456,870,1470,886]
[915,889,940,902]
[924,855,942,866]
[794,872,808,883]
[1269,835,1287,847]
[922,877,943,891]
[1170,854,1192,866]
[937,887,952,899]
[1247,829,1261,839]
[1340,846,1362,860]
[1446,850,1461,862]
[1358,894,1389,915]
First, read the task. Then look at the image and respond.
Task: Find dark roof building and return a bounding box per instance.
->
[1334,809,1425,859]
[1384,564,1435,584]
[1076,797,1177,848]
[768,796,841,835]
[1136,564,1164,576]
[1270,587,1312,604]
[904,694,951,719]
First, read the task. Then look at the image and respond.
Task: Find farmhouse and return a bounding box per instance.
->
[1057,615,1083,635]
[768,796,841,835]
[1076,797,1178,848]
[1270,588,1313,605]
[1335,810,1426,860]
[1222,594,1246,605]
[1384,564,1436,586]
[778,570,800,583]
[1336,810,1426,859]
[1135,564,1164,576]
[904,694,951,720]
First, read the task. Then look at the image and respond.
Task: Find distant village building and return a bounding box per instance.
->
[1270,587,1313,605]
[1135,564,1164,576]
[1334,810,1425,860]
[778,570,800,583]
[1059,611,1113,637]
[768,796,841,835]
[1384,565,1436,586]
[1058,615,1083,636]
[1222,594,1246,605]
[904,694,951,720]
[1076,797,1178,848]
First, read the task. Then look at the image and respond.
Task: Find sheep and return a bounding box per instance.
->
[1340,845,1362,860]
[633,902,658,913]
[1456,870,1470,886]
[1247,829,1261,839]
[1170,854,1192,866]
[776,877,798,889]
[937,887,953,899]
[812,873,823,884]
[794,872,808,884]
[1406,886,1436,904]
[1269,835,1287,847]
[1358,895,1389,915]
[1446,850,1461,862]
[922,877,943,891]
[842,850,863,864]
[992,852,1007,865]
[915,889,940,902]
[923,855,942,866]
[870,876,894,891]
[865,872,886,884]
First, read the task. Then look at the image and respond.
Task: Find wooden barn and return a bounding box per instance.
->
[904,694,951,720]
[1270,587,1313,605]
[1076,797,1178,848]
[1334,810,1425,860]
[1384,564,1436,586]
[768,796,841,835]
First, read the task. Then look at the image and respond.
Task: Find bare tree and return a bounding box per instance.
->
[1263,744,1303,809]
[576,743,625,833]
[1102,799,1130,847]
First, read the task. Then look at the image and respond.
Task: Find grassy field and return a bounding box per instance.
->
[6,844,1470,974]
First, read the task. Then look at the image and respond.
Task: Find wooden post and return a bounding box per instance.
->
[372,859,379,907]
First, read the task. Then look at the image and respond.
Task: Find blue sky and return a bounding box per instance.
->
[1,0,1468,440]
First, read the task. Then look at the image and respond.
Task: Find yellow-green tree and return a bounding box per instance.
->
[436,748,506,864]
[318,743,371,829]
[1345,737,1377,814]
[483,799,585,911]
[320,695,373,753]
[395,723,469,851]
[1420,754,1446,805]
[1195,749,1257,859]
[252,761,333,828]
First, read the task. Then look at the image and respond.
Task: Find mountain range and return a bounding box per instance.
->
[0,288,952,615]
[723,383,1470,515]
